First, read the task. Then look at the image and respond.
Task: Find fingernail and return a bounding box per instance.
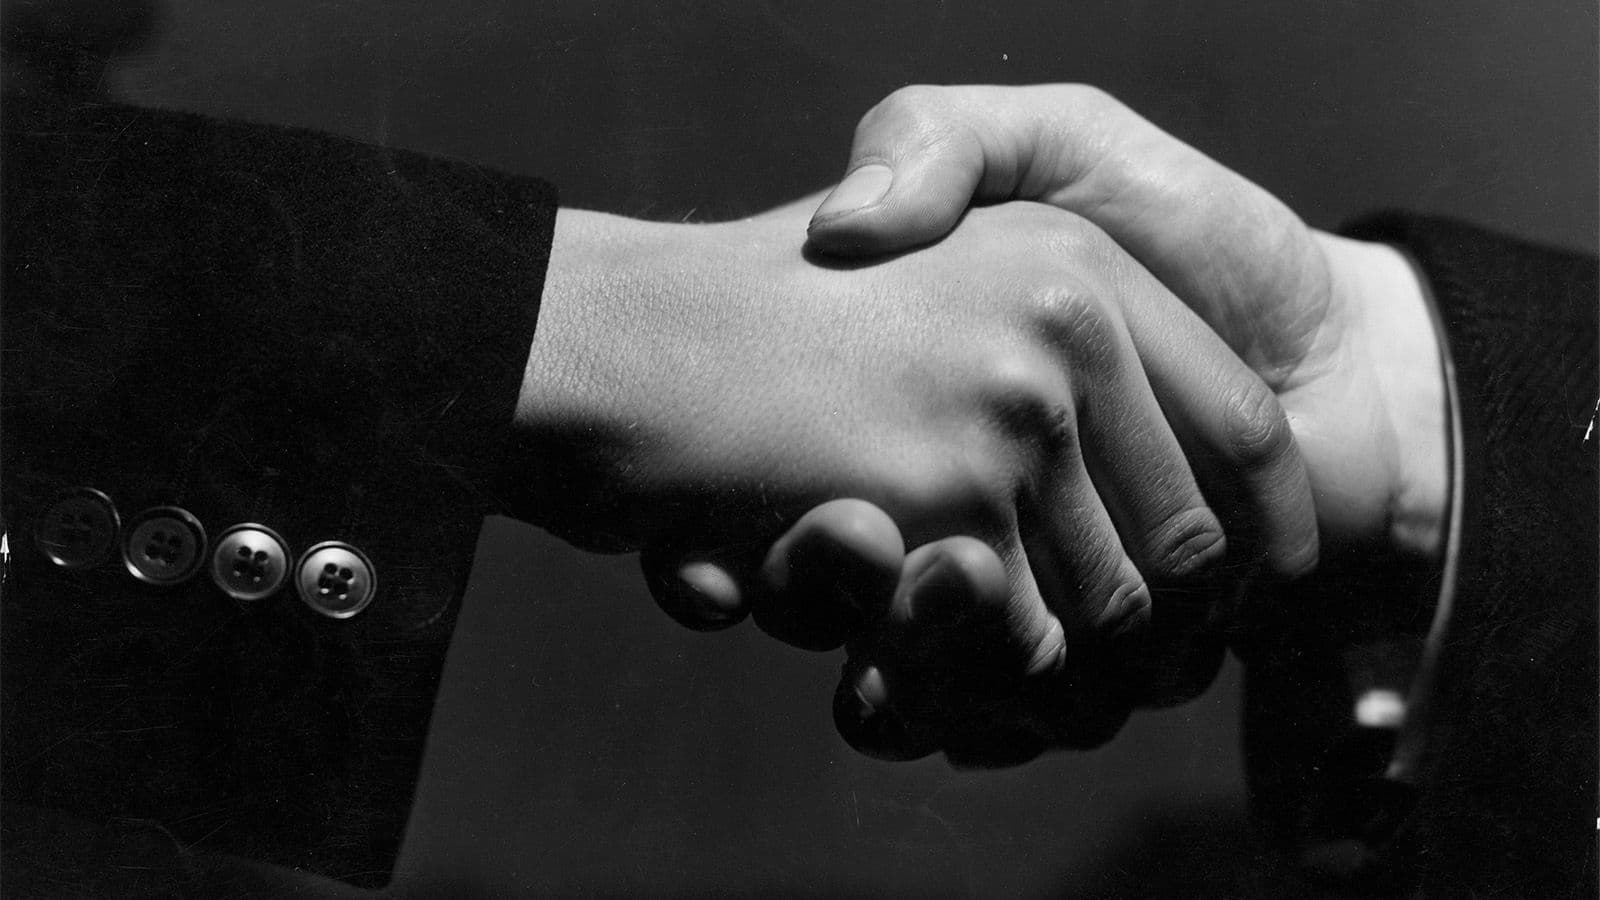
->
[852,665,889,720]
[812,164,894,223]
[677,561,744,622]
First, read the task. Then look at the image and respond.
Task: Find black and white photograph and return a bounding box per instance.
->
[2,1,1595,896]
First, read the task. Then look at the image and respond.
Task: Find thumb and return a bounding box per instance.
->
[804,85,1320,372]
[806,87,995,256]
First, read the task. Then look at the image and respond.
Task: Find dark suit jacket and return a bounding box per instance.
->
[2,94,556,888]
[1366,217,1596,897]
[1244,217,1598,897]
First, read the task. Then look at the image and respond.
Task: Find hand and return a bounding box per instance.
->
[807,84,1447,558]
[515,197,1316,658]
[768,84,1448,764]
[732,499,1229,764]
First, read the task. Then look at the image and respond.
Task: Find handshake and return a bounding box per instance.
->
[516,84,1448,766]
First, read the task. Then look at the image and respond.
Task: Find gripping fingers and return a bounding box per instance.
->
[640,542,760,632]
[1113,277,1320,579]
[1066,318,1231,587]
[835,534,1067,761]
[754,499,906,652]
[1024,439,1160,640]
[643,499,906,641]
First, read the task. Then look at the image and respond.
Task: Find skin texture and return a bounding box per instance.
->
[791,84,1447,760]
[808,84,1446,555]
[519,196,1314,677]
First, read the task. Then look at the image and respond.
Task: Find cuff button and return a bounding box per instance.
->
[34,487,120,570]
[295,541,377,619]
[121,506,207,586]
[210,523,292,602]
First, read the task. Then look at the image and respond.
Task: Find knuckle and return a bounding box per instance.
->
[1222,381,1294,468]
[1093,580,1153,636]
[1139,506,1227,581]
[1032,282,1122,372]
[976,351,1078,455]
[976,350,1060,403]
[876,450,1011,540]
[1055,543,1150,636]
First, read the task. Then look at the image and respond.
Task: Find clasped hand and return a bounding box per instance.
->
[517,84,1446,765]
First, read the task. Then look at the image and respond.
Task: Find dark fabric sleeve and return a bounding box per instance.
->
[1344,214,1598,897]
[1,95,558,887]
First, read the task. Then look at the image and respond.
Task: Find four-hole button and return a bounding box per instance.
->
[121,506,207,586]
[295,541,377,619]
[210,523,292,602]
[36,489,376,617]
[34,487,120,569]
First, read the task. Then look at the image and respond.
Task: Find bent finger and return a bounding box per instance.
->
[640,541,761,632]
[1109,266,1320,579]
[754,498,905,652]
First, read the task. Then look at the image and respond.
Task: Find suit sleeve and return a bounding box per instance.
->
[1344,214,1598,897]
[2,95,557,887]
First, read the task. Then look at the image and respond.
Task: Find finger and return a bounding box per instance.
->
[835,534,1064,761]
[887,536,1061,681]
[1056,304,1232,588]
[1021,443,1156,640]
[883,537,1054,719]
[894,536,1064,768]
[755,498,905,652]
[806,89,986,255]
[806,83,1092,256]
[1108,264,1320,579]
[832,660,936,762]
[639,542,760,632]
[805,85,1321,377]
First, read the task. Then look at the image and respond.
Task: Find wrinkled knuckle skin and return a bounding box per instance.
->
[977,352,1078,459]
[1223,382,1294,469]
[1094,580,1153,636]
[1140,506,1227,581]
[1032,283,1122,374]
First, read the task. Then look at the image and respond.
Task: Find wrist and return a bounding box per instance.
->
[512,207,677,547]
[1324,234,1450,560]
